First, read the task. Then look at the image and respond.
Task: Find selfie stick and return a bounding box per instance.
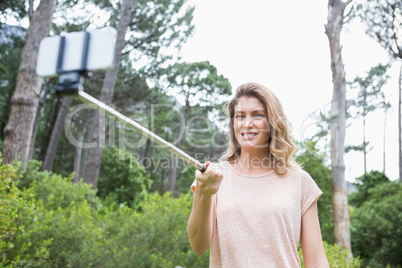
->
[39,29,207,173]
[76,90,207,173]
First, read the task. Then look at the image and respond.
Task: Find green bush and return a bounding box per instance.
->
[10,198,103,267]
[0,156,50,267]
[19,161,100,210]
[97,147,152,208]
[349,170,389,207]
[351,181,402,267]
[0,156,366,267]
[0,158,20,244]
[2,158,207,267]
[16,159,42,190]
[19,169,104,267]
[98,192,209,267]
[1,157,104,267]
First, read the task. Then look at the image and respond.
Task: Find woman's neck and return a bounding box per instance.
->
[232,151,273,175]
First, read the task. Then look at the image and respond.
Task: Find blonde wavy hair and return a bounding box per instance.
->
[220,82,299,175]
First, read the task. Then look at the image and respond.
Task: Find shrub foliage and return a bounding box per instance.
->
[351,181,402,267]
[0,156,368,267]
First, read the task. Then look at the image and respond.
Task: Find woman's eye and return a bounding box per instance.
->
[254,114,264,118]
[235,114,244,119]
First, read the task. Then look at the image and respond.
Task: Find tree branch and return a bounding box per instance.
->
[391,4,402,59]
[28,0,34,22]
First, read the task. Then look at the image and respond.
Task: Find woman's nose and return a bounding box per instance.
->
[243,117,254,128]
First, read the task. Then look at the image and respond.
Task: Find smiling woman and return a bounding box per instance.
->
[223,82,299,175]
[187,82,330,267]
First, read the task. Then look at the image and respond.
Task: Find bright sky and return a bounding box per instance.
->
[179,0,400,181]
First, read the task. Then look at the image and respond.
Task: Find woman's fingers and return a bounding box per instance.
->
[195,161,212,181]
[195,162,223,196]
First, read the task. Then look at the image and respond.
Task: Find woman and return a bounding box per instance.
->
[187,82,329,267]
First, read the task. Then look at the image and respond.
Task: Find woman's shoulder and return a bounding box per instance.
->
[284,166,312,180]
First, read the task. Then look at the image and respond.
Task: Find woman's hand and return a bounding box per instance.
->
[195,161,224,197]
[188,161,223,255]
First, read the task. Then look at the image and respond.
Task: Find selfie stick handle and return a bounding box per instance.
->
[76,90,207,173]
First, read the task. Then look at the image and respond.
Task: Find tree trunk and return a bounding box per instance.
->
[363,110,367,174]
[73,130,84,183]
[83,0,133,188]
[168,156,179,193]
[73,114,89,183]
[142,139,151,159]
[78,110,96,179]
[399,65,402,182]
[325,0,352,252]
[2,0,56,164]
[383,105,388,174]
[41,96,73,171]
[0,77,15,141]
[29,80,52,161]
[167,94,190,194]
[362,90,367,174]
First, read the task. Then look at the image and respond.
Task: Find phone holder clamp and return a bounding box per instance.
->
[54,32,90,95]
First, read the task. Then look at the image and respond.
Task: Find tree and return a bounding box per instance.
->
[353,0,401,60]
[28,79,55,161]
[350,64,390,173]
[41,71,104,179]
[162,61,231,194]
[399,66,402,181]
[382,91,390,173]
[41,96,73,171]
[83,0,133,189]
[0,24,25,141]
[353,0,402,181]
[82,0,195,189]
[0,0,27,21]
[2,1,102,173]
[325,0,353,251]
[2,0,56,164]
[38,10,97,173]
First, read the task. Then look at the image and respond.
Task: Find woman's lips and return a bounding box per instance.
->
[241,132,257,138]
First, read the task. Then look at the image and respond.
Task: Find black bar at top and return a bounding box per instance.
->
[56,35,66,74]
[80,31,90,72]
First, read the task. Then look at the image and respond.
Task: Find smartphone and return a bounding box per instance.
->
[36,27,117,77]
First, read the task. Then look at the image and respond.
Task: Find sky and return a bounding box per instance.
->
[178,0,401,181]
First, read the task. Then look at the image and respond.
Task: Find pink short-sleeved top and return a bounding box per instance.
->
[191,162,322,268]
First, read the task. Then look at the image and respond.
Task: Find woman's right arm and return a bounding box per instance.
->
[187,162,223,255]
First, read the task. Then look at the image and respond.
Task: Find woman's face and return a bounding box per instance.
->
[233,96,270,152]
